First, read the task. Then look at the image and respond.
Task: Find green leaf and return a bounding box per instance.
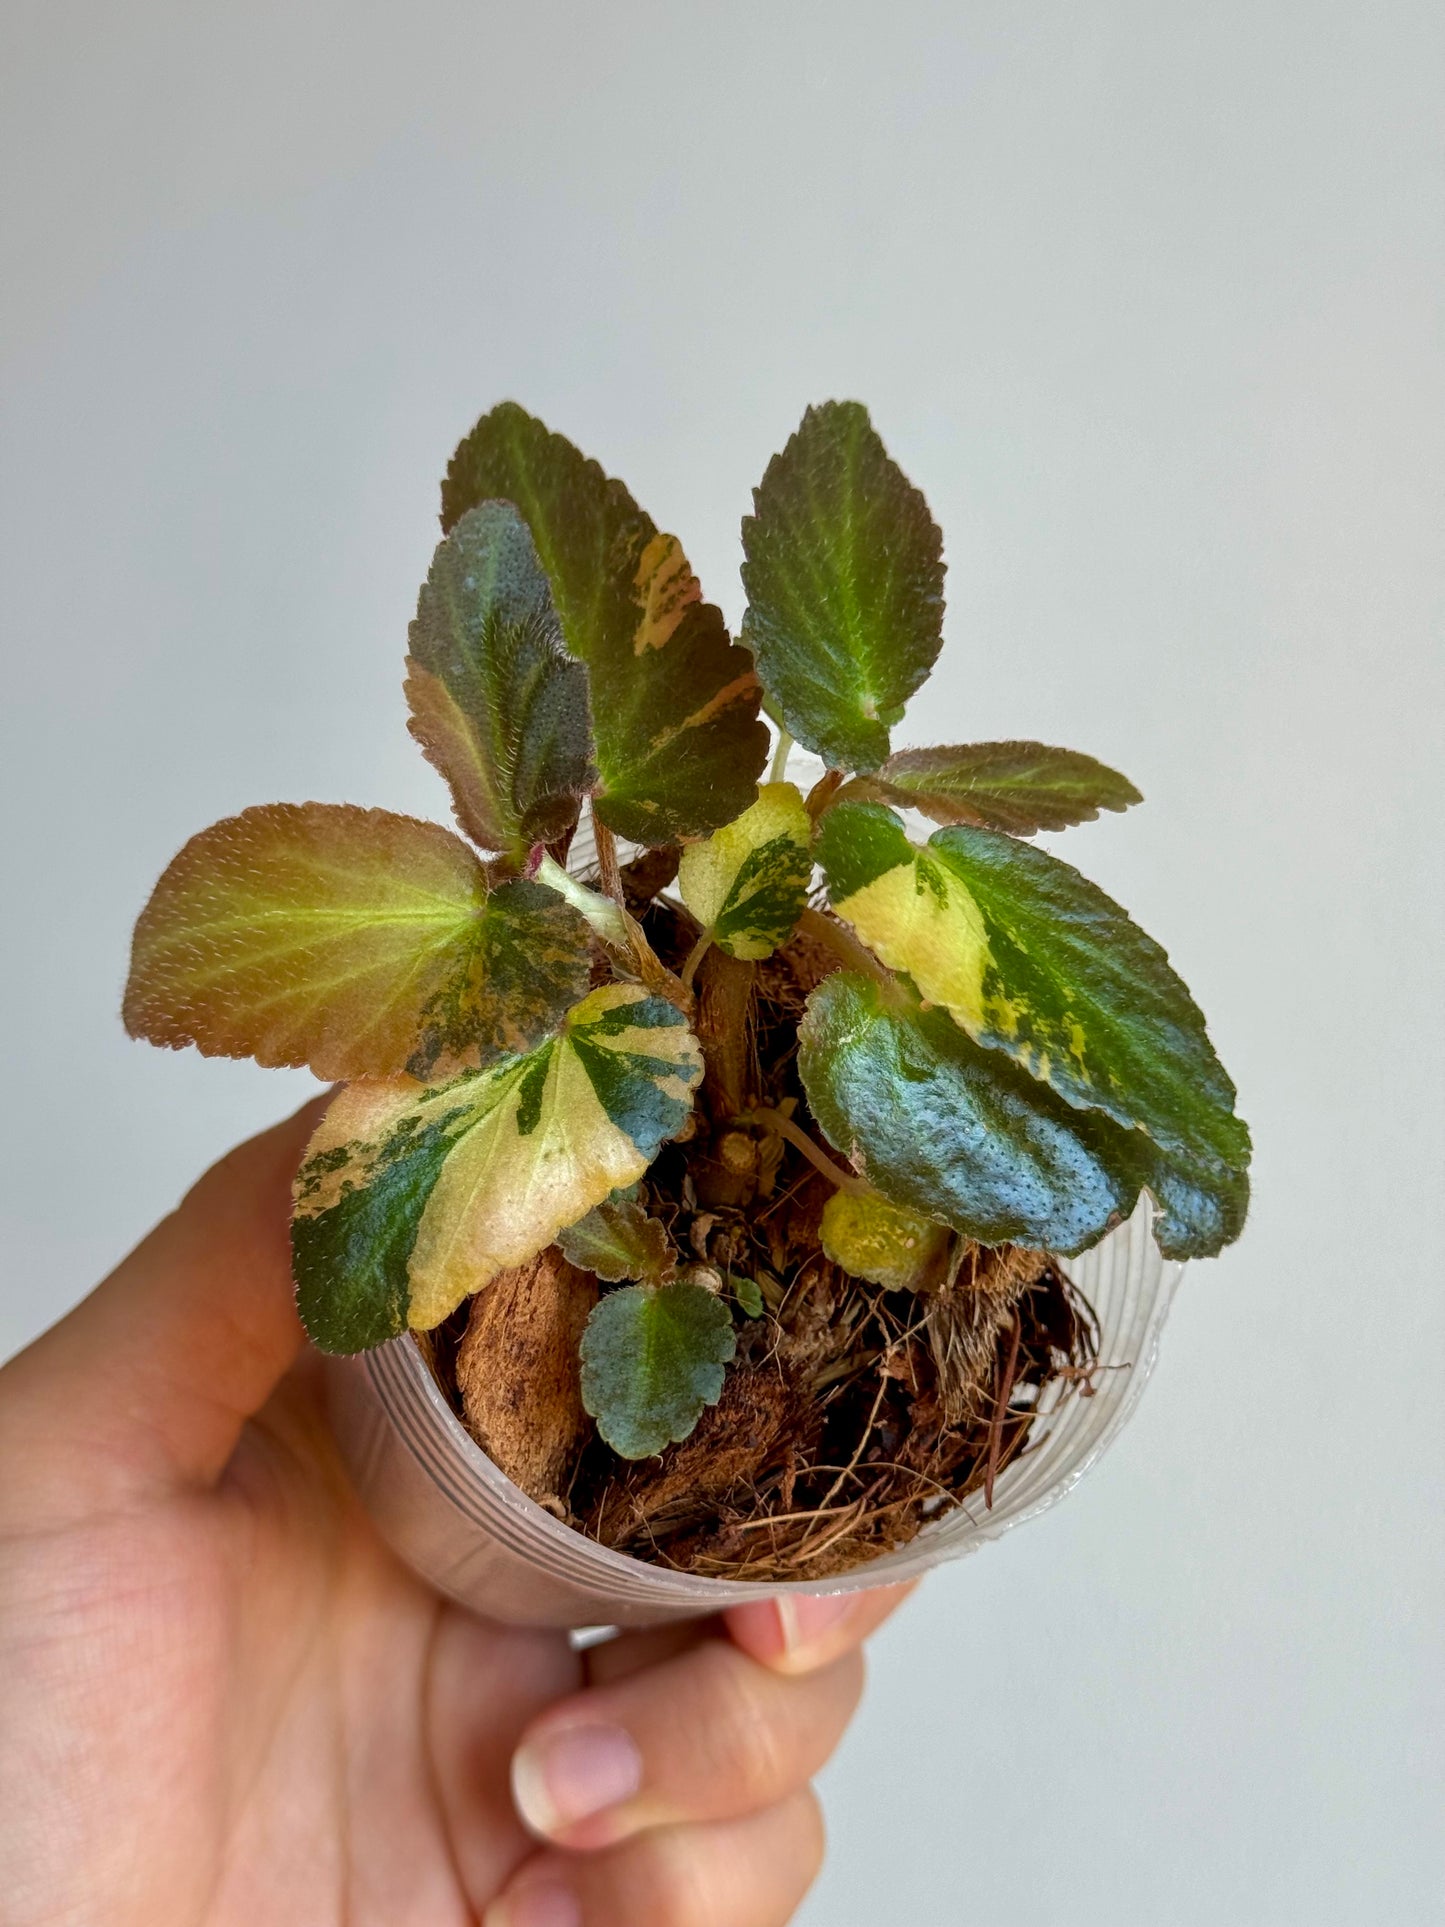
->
[557,1192,676,1286]
[442,402,768,842]
[817,802,1250,1184]
[740,401,945,773]
[123,804,590,1082]
[727,1273,765,1318]
[579,1282,737,1459]
[858,740,1143,835]
[405,501,595,858]
[820,1188,951,1292]
[676,781,813,960]
[291,983,703,1350]
[798,972,1248,1259]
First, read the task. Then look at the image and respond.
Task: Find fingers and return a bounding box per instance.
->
[484,1788,825,1927]
[509,1631,861,1851]
[725,1580,918,1675]
[0,1096,328,1519]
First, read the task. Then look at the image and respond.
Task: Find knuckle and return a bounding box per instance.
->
[699,1647,794,1805]
[637,1826,716,1927]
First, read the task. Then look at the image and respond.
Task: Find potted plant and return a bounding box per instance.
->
[123,400,1250,1623]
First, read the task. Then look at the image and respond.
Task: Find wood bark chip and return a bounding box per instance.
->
[455,1248,597,1504]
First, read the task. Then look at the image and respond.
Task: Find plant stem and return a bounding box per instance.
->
[679,929,713,989]
[769,727,794,785]
[535,853,632,950]
[591,807,623,904]
[796,905,891,985]
[804,769,846,821]
[737,1106,868,1195]
[695,946,755,1118]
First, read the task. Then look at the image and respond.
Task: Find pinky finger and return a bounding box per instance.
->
[482,1788,825,1927]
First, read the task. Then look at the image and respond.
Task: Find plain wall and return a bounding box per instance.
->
[2,5,1441,1922]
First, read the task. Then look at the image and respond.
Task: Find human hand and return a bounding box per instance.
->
[0,1101,912,1926]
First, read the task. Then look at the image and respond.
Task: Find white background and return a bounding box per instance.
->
[2,5,1441,1922]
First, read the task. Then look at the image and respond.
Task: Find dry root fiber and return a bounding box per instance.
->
[425,881,1102,1581]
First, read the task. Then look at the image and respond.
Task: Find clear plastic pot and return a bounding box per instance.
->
[323,1200,1181,1628]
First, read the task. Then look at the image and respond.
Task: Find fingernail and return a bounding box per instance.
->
[483,1884,582,1927]
[511,1722,644,1839]
[776,1592,853,1658]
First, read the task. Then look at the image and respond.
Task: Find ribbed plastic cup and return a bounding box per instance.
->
[323,1202,1181,1627]
[321,771,1181,1626]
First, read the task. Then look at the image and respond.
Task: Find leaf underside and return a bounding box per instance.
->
[860,740,1143,835]
[676,781,814,960]
[817,802,1250,1188]
[741,400,945,772]
[580,1282,737,1459]
[442,402,768,842]
[291,984,703,1351]
[405,500,595,859]
[799,972,1248,1260]
[123,803,590,1082]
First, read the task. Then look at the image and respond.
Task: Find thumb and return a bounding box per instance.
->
[0,1095,331,1519]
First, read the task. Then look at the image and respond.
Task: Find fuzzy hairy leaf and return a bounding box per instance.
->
[740,401,945,772]
[859,741,1142,835]
[557,1193,676,1286]
[820,1189,951,1292]
[799,972,1248,1259]
[817,802,1250,1185]
[579,1282,736,1459]
[405,501,595,858]
[676,781,813,960]
[291,984,703,1351]
[124,804,590,1081]
[442,402,767,842]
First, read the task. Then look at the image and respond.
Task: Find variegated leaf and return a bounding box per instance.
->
[557,1191,676,1286]
[799,971,1248,1260]
[741,402,945,772]
[580,1282,736,1458]
[858,740,1142,835]
[816,801,1250,1185]
[123,804,590,1082]
[676,781,813,960]
[820,1188,951,1292]
[442,403,768,842]
[291,984,703,1351]
[405,500,595,858]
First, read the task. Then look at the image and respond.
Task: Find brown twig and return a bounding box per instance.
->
[796,906,891,985]
[984,1309,1024,1510]
[591,809,623,905]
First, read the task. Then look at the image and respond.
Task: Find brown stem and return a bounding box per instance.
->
[804,769,847,821]
[695,946,755,1120]
[796,906,891,985]
[737,1106,867,1195]
[591,809,623,905]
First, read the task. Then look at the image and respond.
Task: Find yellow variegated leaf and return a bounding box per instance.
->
[442,403,768,842]
[291,984,703,1351]
[820,1188,951,1292]
[124,803,591,1081]
[676,781,813,960]
[816,801,1251,1187]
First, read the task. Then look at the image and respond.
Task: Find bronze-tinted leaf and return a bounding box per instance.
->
[442,402,768,842]
[124,803,589,1081]
[861,740,1142,835]
[405,500,594,859]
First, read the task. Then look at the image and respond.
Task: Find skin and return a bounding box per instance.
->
[0,1100,912,1926]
